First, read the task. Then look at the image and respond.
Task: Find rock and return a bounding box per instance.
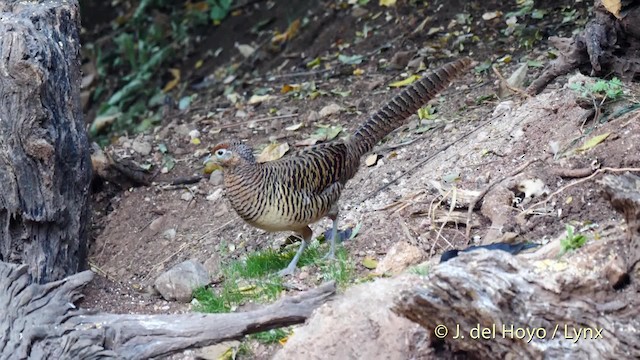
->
[204,253,221,276]
[306,110,320,122]
[132,139,152,156]
[376,241,424,274]
[206,188,223,203]
[351,6,368,18]
[319,103,342,118]
[274,275,429,359]
[163,228,176,240]
[154,259,210,302]
[209,170,224,186]
[388,50,413,70]
[188,129,201,140]
[181,191,194,202]
[149,216,165,233]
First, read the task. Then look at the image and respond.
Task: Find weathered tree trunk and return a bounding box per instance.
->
[0,0,91,283]
[528,0,640,94]
[0,261,337,359]
[392,173,640,358]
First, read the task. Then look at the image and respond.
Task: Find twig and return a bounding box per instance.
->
[203,113,299,130]
[464,157,543,239]
[362,115,495,202]
[527,167,640,210]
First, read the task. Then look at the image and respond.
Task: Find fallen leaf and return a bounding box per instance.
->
[281,84,300,94]
[389,74,420,87]
[319,103,343,118]
[602,0,622,18]
[194,59,204,69]
[285,123,304,131]
[272,19,301,44]
[353,68,365,76]
[234,42,255,58]
[162,68,180,93]
[482,11,502,20]
[257,142,290,162]
[379,0,396,7]
[248,94,274,104]
[577,133,610,152]
[306,57,321,68]
[362,257,378,269]
[365,154,379,167]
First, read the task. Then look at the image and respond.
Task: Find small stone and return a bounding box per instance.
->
[209,170,223,186]
[154,259,210,302]
[298,271,309,280]
[306,110,320,122]
[376,241,424,274]
[163,228,176,240]
[175,124,191,136]
[132,139,152,156]
[319,103,342,118]
[351,6,368,17]
[181,192,194,202]
[149,216,165,232]
[206,188,223,202]
[188,129,201,140]
[204,253,221,276]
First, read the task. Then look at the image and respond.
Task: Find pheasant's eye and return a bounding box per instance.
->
[216,149,226,157]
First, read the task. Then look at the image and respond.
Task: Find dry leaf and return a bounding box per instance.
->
[248,94,274,104]
[602,0,622,18]
[285,123,304,131]
[257,142,290,162]
[362,257,378,269]
[272,19,301,44]
[365,154,379,167]
[162,68,180,93]
[577,133,610,152]
[389,74,420,88]
[379,0,396,7]
[234,42,255,58]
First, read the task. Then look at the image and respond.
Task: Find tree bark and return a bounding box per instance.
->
[0,0,91,283]
[528,0,640,94]
[392,172,640,358]
[0,261,337,359]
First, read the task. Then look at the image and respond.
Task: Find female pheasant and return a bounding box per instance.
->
[209,57,473,276]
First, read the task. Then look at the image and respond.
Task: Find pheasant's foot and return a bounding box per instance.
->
[277,239,307,277]
[321,248,335,261]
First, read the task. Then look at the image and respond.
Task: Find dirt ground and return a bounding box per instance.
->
[79,0,639,358]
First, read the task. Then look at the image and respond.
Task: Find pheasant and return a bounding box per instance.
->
[209,57,473,276]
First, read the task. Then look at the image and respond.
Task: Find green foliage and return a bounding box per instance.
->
[559,224,587,257]
[193,241,354,313]
[569,77,624,101]
[249,328,290,344]
[85,0,234,140]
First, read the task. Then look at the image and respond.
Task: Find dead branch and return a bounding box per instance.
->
[0,261,336,359]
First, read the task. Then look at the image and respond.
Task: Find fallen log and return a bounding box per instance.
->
[393,172,640,358]
[0,261,336,359]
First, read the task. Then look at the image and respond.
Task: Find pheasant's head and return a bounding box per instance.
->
[208,141,256,169]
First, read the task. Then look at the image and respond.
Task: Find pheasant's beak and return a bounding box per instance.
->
[203,154,214,165]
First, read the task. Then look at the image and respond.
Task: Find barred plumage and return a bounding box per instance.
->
[210,57,473,276]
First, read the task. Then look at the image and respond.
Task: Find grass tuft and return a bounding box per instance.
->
[193,240,355,314]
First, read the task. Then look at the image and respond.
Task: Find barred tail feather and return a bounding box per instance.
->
[348,57,473,159]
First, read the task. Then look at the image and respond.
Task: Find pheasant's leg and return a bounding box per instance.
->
[322,214,339,260]
[278,226,312,277]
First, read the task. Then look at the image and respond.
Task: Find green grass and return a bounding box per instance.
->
[409,264,430,276]
[559,224,588,257]
[249,328,290,344]
[193,241,355,314]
